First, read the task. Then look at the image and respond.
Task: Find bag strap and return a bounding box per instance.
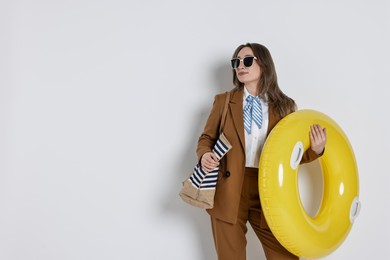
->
[219,91,231,134]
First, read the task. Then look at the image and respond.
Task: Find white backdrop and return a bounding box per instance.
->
[1,0,389,259]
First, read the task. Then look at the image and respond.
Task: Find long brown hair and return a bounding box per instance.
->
[232,43,296,119]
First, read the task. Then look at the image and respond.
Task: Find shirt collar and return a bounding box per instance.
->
[243,86,268,103]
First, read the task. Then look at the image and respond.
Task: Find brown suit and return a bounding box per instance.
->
[197,88,320,225]
[197,88,320,259]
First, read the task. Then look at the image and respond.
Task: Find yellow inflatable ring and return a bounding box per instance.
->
[259,109,360,258]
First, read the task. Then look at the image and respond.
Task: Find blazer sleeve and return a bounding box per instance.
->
[196,93,226,162]
[301,148,323,164]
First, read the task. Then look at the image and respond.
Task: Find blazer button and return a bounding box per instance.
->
[225,171,231,177]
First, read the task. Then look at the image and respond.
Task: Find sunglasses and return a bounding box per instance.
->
[230,56,257,69]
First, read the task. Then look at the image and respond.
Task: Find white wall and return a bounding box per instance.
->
[1,0,389,259]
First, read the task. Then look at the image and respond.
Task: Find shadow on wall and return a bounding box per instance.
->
[160,61,234,259]
[211,58,233,93]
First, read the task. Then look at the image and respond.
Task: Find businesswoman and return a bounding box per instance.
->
[197,43,327,260]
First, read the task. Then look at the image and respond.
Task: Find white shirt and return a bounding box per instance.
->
[243,87,269,168]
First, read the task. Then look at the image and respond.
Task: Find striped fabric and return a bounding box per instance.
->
[189,133,232,190]
[189,166,219,190]
[244,95,263,134]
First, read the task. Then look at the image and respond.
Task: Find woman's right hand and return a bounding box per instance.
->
[201,152,219,172]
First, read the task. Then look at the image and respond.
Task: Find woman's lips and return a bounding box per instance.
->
[238,72,248,76]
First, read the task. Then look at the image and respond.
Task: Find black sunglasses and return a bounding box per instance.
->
[230,56,257,69]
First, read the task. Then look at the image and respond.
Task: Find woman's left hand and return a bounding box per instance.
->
[310,124,327,155]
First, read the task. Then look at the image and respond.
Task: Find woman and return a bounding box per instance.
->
[197,43,327,260]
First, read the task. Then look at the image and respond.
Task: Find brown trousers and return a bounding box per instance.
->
[211,167,298,260]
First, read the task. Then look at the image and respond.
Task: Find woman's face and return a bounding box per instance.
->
[234,47,262,86]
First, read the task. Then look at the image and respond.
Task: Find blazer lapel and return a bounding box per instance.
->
[267,104,278,135]
[229,89,246,151]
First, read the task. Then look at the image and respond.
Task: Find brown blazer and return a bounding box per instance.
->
[197,88,320,224]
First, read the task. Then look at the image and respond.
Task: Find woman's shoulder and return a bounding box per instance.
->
[214,88,241,101]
